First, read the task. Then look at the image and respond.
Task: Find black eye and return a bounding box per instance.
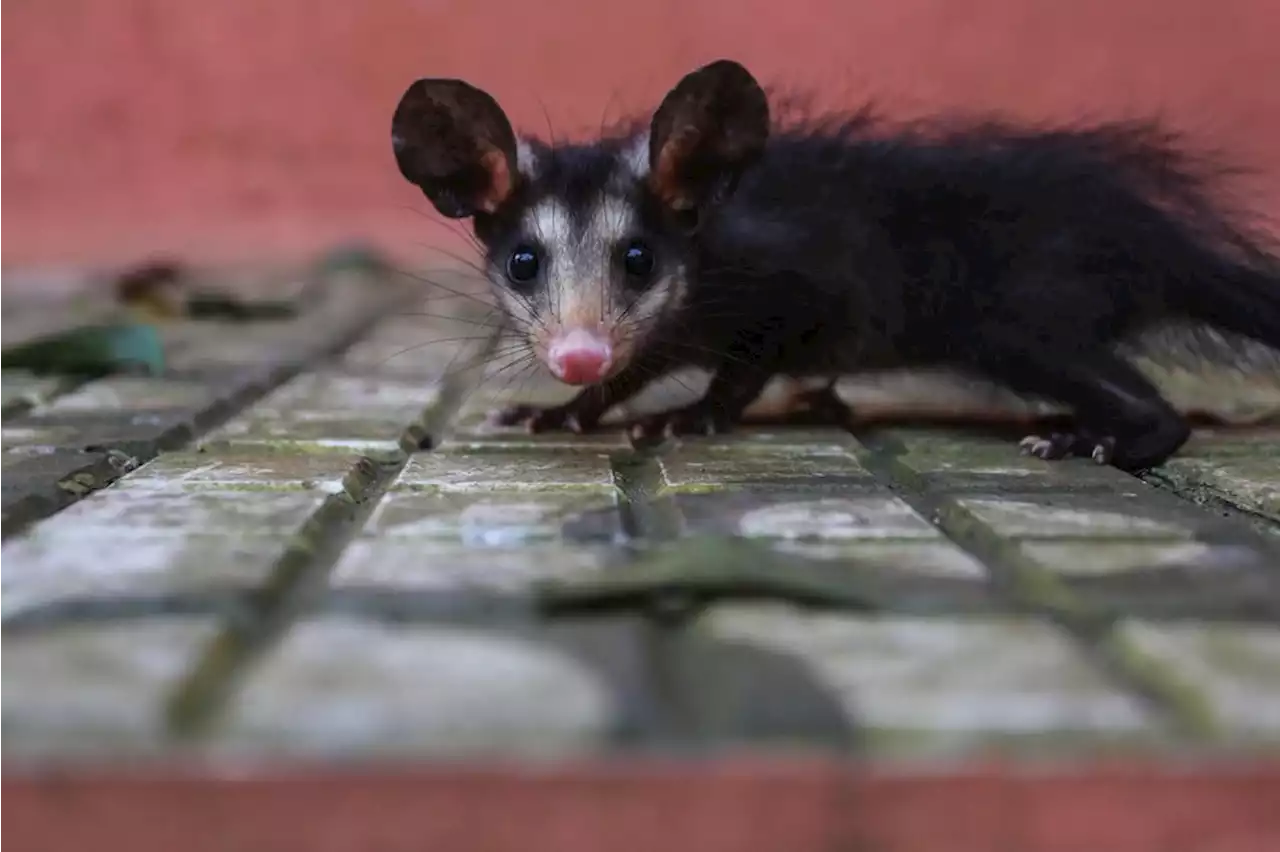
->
[622,241,655,279]
[506,246,540,284]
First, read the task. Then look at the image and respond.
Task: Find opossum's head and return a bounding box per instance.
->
[391,60,769,386]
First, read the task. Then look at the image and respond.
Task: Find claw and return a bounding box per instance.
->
[631,403,733,441]
[1018,430,1120,466]
[1019,432,1077,460]
[1090,437,1116,465]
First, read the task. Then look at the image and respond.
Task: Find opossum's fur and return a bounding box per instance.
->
[391,59,1280,470]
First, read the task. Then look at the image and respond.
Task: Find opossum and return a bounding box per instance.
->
[390,59,1280,471]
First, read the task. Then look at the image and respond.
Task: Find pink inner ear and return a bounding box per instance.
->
[477,148,514,213]
[651,128,700,211]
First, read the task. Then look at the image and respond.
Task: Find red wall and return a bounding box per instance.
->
[4,0,1279,270]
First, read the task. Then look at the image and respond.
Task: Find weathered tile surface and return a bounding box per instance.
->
[883,429,1138,491]
[112,447,364,493]
[2,619,218,761]
[399,448,619,492]
[5,260,1280,767]
[216,617,620,758]
[767,540,988,579]
[361,489,621,544]
[203,371,438,450]
[1,483,328,620]
[1161,457,1280,518]
[1120,621,1280,739]
[331,541,618,594]
[660,442,875,491]
[330,478,624,596]
[697,494,941,540]
[949,494,1197,540]
[686,605,1155,754]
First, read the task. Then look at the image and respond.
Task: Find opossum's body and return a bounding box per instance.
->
[391,60,1280,471]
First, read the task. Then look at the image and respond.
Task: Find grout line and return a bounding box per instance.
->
[1,276,408,541]
[849,427,1221,742]
[164,452,403,737]
[606,444,722,745]
[604,440,877,751]
[162,308,500,740]
[609,447,686,542]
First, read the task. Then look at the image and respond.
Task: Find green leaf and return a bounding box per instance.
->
[2,322,165,378]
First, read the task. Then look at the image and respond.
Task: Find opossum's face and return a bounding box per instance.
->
[469,143,688,384]
[391,60,769,386]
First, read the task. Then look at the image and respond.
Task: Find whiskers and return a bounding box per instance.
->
[350,202,557,412]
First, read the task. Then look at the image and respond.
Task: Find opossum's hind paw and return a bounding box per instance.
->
[629,403,737,442]
[488,403,597,434]
[1018,431,1116,465]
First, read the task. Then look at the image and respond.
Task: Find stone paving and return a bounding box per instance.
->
[3,255,1280,769]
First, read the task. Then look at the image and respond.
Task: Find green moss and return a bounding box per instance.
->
[1007,563,1092,619]
[396,482,619,494]
[167,481,325,493]
[1100,630,1219,741]
[195,438,388,457]
[56,473,97,496]
[656,483,726,496]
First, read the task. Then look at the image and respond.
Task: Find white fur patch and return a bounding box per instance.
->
[515,138,540,178]
[589,196,638,248]
[621,130,651,181]
[525,197,574,258]
[519,196,641,329]
[629,268,685,331]
[496,190,685,374]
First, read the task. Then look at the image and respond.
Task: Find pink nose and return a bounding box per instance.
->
[547,329,613,385]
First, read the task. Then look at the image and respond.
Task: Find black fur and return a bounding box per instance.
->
[653,104,1280,470]
[395,60,1280,472]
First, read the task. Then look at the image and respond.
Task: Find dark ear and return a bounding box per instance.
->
[648,60,769,217]
[391,78,520,219]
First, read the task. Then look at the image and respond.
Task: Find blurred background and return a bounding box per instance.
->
[4,0,1280,272]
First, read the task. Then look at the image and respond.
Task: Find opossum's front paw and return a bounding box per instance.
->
[630,403,738,441]
[489,403,599,434]
[1018,431,1117,466]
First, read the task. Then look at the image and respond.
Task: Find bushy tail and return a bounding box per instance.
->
[1063,117,1280,350]
[1171,237,1280,351]
[1133,141,1280,349]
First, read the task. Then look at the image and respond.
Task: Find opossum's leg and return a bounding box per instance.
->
[492,355,672,434]
[972,342,1190,472]
[632,361,772,439]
